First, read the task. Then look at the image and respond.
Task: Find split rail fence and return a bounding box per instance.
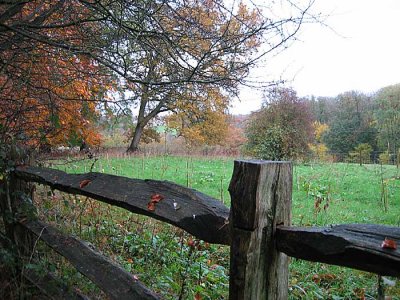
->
[0,160,399,299]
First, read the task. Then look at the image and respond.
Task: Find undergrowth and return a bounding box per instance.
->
[2,155,400,299]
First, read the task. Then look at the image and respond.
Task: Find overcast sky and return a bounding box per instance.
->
[231,0,400,114]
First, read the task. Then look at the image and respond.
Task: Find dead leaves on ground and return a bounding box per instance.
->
[312,273,337,284]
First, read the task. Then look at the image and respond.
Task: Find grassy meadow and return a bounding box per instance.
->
[36,155,400,299]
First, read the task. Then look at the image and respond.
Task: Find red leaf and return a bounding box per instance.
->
[150,193,164,203]
[312,274,320,283]
[147,202,156,211]
[381,238,397,250]
[147,194,164,211]
[194,292,202,300]
[187,238,195,248]
[79,179,91,188]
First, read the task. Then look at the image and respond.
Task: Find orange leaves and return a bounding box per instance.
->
[381,238,397,250]
[147,202,156,211]
[165,87,229,148]
[79,179,91,188]
[186,238,208,251]
[0,3,111,149]
[0,46,107,147]
[151,194,164,203]
[147,194,164,212]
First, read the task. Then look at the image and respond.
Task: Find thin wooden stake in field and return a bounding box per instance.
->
[228,160,292,299]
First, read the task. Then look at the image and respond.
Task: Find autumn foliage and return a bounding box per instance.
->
[1,0,315,154]
[0,1,112,149]
[309,122,330,161]
[1,50,108,148]
[124,1,264,152]
[165,87,230,147]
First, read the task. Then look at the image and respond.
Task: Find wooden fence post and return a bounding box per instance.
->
[0,148,36,260]
[228,160,292,299]
[0,174,35,263]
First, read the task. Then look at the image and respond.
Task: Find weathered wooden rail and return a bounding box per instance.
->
[0,160,399,299]
[13,166,230,245]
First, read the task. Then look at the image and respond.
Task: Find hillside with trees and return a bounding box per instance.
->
[244,83,400,164]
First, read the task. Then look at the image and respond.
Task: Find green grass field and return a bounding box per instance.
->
[39,155,400,299]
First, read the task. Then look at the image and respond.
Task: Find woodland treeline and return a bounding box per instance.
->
[245,84,400,164]
[3,1,396,165]
[99,82,400,165]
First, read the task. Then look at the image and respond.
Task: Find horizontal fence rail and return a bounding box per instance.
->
[14,166,230,245]
[0,233,88,300]
[21,219,160,300]
[23,268,89,300]
[277,224,400,277]
[0,161,398,299]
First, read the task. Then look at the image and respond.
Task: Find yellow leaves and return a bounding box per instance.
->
[159,0,262,60]
[309,122,330,161]
[165,85,230,148]
[313,121,329,142]
[170,108,228,148]
[309,143,329,160]
[182,126,206,146]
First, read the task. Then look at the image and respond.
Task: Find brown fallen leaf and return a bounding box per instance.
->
[312,273,336,284]
[147,193,164,212]
[312,274,320,283]
[194,292,202,300]
[381,238,397,250]
[353,287,365,300]
[79,179,91,188]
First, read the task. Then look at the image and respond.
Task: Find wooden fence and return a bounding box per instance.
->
[0,160,399,299]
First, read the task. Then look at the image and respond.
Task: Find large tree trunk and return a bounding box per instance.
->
[126,84,167,153]
[127,123,145,153]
